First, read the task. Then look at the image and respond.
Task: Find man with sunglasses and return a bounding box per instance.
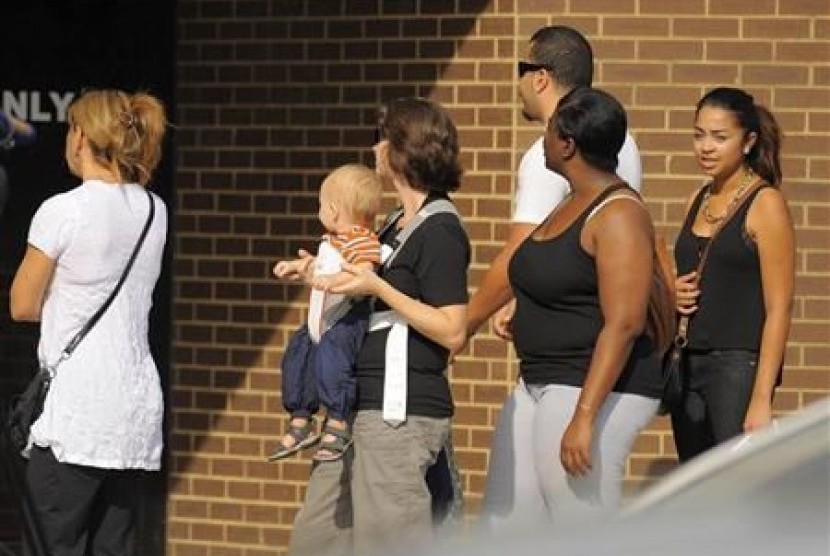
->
[465,25,642,341]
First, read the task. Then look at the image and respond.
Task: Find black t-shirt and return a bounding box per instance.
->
[355,197,470,418]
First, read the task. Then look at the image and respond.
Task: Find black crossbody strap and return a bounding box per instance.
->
[60,189,156,358]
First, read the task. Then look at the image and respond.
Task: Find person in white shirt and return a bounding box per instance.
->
[11,89,168,556]
[462,26,646,530]
[466,25,643,338]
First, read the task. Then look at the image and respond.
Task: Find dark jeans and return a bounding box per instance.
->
[26,446,144,556]
[670,349,758,463]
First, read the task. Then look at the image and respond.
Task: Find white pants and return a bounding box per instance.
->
[480,380,659,532]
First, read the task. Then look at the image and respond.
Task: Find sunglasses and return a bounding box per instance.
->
[518,60,552,78]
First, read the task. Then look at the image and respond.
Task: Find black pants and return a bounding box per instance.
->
[26,446,144,556]
[670,349,759,463]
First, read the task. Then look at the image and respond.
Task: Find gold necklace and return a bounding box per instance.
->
[700,169,755,225]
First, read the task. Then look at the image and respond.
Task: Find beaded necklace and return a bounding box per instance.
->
[700,169,755,225]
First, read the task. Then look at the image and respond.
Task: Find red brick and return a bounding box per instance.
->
[711,0,776,13]
[805,346,830,368]
[776,42,830,62]
[782,134,830,157]
[210,501,244,521]
[779,0,830,14]
[743,18,812,39]
[636,86,705,107]
[571,0,635,13]
[529,16,599,37]
[808,112,830,133]
[175,500,209,519]
[479,16,513,35]
[192,478,225,498]
[472,383,511,404]
[639,40,703,61]
[783,368,830,389]
[806,252,830,274]
[638,131,699,152]
[603,62,669,83]
[672,17,739,37]
[672,63,739,84]
[808,159,830,180]
[639,0,704,13]
[226,525,260,544]
[515,0,566,13]
[191,523,224,542]
[604,16,670,37]
[455,449,488,472]
[592,39,637,59]
[707,40,773,61]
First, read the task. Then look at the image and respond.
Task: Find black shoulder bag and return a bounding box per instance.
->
[5,190,156,456]
[662,180,763,411]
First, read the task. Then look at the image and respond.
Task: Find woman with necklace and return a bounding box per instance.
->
[672,87,795,462]
[480,87,671,530]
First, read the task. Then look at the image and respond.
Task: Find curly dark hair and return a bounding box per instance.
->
[378,97,462,193]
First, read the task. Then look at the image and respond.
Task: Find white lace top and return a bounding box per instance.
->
[29,180,168,470]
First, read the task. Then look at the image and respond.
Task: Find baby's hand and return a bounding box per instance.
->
[273,259,304,280]
[273,260,293,278]
[273,249,315,282]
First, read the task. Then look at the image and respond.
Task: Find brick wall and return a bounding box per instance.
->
[172,1,830,554]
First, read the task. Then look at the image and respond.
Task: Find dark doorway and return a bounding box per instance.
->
[0,1,175,554]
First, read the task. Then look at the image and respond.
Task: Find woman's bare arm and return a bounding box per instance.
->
[743,187,795,431]
[560,199,654,476]
[11,246,56,321]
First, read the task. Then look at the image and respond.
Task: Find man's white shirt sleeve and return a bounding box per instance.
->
[512,132,643,225]
[513,137,569,225]
[617,132,643,193]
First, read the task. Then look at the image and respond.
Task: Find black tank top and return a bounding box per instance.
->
[674,184,770,351]
[508,184,662,399]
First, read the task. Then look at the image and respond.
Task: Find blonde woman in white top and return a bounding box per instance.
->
[11,89,168,556]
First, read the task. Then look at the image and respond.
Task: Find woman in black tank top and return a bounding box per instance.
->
[481,87,672,525]
[672,87,794,462]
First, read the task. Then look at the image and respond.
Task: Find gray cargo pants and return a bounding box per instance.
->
[288,410,450,556]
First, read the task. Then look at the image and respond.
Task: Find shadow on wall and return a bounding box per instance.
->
[171,0,494,530]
